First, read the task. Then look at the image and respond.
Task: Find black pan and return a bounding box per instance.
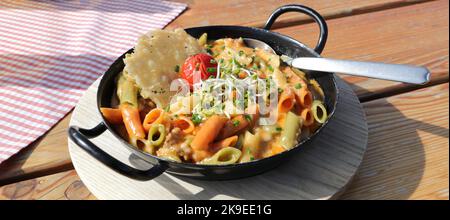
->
[68,4,338,181]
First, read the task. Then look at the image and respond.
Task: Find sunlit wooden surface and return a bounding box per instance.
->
[0,0,448,200]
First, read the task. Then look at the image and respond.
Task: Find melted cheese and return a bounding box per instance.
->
[123,28,203,108]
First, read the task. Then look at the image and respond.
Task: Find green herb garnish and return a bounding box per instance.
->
[275,127,282,132]
[244,115,252,122]
[174,65,180,73]
[233,120,240,127]
[239,50,244,56]
[267,65,274,72]
[295,83,302,89]
[191,114,202,125]
[207,67,217,73]
[278,88,284,93]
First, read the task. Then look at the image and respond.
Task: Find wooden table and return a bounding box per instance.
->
[0,0,448,200]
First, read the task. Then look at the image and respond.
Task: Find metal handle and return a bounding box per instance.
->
[68,122,167,181]
[264,4,328,54]
[292,57,431,84]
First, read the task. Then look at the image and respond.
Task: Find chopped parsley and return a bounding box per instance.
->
[250,156,255,161]
[174,65,180,73]
[239,50,244,56]
[233,120,240,127]
[275,127,282,132]
[267,65,274,72]
[295,83,302,89]
[207,67,217,73]
[232,58,242,68]
[278,88,284,93]
[244,115,252,122]
[191,114,202,125]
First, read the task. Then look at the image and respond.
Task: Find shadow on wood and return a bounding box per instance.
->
[340,84,448,199]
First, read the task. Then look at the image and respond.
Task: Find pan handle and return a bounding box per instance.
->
[68,122,167,181]
[263,4,328,54]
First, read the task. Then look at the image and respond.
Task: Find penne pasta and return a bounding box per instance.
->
[143,108,168,132]
[131,138,155,155]
[271,144,286,156]
[157,147,182,162]
[192,150,212,163]
[279,111,302,150]
[296,87,313,108]
[117,73,138,107]
[300,108,314,127]
[100,107,123,124]
[199,147,242,165]
[255,48,280,68]
[190,115,228,151]
[311,100,328,124]
[198,33,208,46]
[239,131,261,162]
[291,67,308,82]
[246,104,260,128]
[120,103,146,140]
[171,116,195,134]
[147,123,166,146]
[116,73,146,141]
[211,135,238,151]
[282,66,308,88]
[278,88,295,113]
[309,79,325,100]
[216,115,249,140]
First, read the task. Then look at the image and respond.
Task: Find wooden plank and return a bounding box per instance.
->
[168,0,429,28]
[276,0,449,100]
[0,170,95,200]
[341,83,449,199]
[2,83,447,200]
[0,114,72,186]
[0,0,447,185]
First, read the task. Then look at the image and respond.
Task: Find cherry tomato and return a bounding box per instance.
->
[181,53,217,87]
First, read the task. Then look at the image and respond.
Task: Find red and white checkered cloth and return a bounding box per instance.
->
[0,0,186,163]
